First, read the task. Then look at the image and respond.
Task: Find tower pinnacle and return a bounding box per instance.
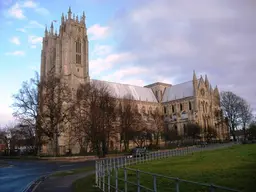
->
[68,6,72,19]
[44,25,48,36]
[50,22,54,34]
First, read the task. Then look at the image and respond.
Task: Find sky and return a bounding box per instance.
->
[0,0,255,126]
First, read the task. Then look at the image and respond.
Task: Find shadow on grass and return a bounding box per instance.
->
[72,174,101,192]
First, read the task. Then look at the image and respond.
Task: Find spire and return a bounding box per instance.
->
[76,15,78,22]
[50,22,54,34]
[44,25,48,36]
[81,11,86,23]
[214,85,220,96]
[68,6,72,19]
[61,13,64,23]
[193,70,197,82]
[205,74,209,88]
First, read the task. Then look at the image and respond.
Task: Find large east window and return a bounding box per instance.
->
[76,40,81,64]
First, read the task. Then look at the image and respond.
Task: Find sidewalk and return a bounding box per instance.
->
[34,171,95,192]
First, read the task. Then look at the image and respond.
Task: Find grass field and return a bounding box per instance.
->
[51,166,94,177]
[73,144,256,192]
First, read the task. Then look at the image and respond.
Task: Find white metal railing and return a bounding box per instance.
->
[95,142,241,192]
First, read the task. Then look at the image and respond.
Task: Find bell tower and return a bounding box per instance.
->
[41,7,90,92]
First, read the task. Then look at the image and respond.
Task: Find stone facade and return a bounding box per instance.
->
[40,8,229,155]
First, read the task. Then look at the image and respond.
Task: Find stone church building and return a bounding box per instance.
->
[40,8,229,154]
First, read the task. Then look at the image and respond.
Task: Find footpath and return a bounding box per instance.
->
[34,171,95,192]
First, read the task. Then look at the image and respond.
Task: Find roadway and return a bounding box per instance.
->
[0,159,95,192]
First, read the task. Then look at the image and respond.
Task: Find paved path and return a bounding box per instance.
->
[0,160,94,192]
[34,171,95,192]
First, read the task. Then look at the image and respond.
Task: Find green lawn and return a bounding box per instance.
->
[72,174,101,192]
[72,144,256,192]
[52,166,94,177]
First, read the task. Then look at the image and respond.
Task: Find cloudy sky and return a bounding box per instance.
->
[0,0,255,126]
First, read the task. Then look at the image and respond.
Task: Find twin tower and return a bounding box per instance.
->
[40,7,90,91]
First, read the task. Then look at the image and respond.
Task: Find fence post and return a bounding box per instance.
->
[124,156,127,167]
[153,175,157,192]
[115,167,118,192]
[136,170,141,192]
[98,161,101,189]
[102,161,105,191]
[124,168,127,192]
[107,168,110,192]
[95,161,98,186]
[209,184,215,192]
[175,178,180,192]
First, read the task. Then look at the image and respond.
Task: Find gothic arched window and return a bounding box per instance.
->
[76,40,81,64]
[189,101,192,110]
[164,106,167,114]
[172,105,175,113]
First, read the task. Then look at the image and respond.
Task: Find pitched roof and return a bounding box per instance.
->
[91,79,158,103]
[162,81,194,102]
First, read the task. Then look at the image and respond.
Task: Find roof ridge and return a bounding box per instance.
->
[91,79,152,90]
[170,80,192,87]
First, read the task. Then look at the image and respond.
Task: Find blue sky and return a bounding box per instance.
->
[0,0,255,126]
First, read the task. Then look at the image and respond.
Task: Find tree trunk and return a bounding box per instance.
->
[54,134,59,157]
[101,140,107,158]
[243,123,247,141]
[124,140,129,151]
[156,132,159,147]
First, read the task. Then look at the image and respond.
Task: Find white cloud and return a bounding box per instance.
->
[22,0,37,8]
[90,52,136,76]
[10,36,21,45]
[21,0,49,15]
[6,0,49,19]
[5,51,25,56]
[100,66,149,86]
[30,45,37,49]
[27,20,44,28]
[88,24,109,40]
[16,28,26,32]
[28,35,42,45]
[8,3,26,19]
[92,44,112,56]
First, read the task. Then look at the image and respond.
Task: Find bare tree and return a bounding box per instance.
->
[164,127,181,143]
[239,98,253,140]
[151,108,164,147]
[118,94,141,151]
[12,72,41,154]
[39,70,72,156]
[220,91,243,141]
[0,128,8,151]
[248,122,256,140]
[72,82,117,157]
[205,126,217,142]
[186,123,201,143]
[130,112,152,147]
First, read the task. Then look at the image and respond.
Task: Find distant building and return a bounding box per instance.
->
[40,8,229,155]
